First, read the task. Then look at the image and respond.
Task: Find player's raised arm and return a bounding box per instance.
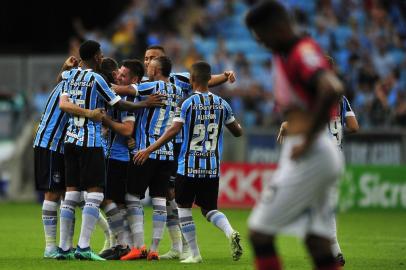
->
[277,121,288,144]
[56,56,79,83]
[208,71,236,87]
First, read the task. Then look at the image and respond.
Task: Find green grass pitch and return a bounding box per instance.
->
[0,203,405,269]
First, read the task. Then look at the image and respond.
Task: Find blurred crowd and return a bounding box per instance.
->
[59,0,406,128]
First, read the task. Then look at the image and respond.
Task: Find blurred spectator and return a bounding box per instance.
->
[61,0,406,128]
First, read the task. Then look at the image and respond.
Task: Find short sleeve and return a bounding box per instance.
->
[133,81,157,96]
[173,97,192,123]
[222,99,235,125]
[170,73,192,97]
[294,39,329,84]
[61,70,71,81]
[94,73,121,106]
[343,96,355,117]
[121,96,136,122]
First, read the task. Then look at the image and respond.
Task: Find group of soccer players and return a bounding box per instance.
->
[34,0,359,268]
[34,37,243,263]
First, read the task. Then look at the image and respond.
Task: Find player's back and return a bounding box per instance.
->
[62,68,120,147]
[134,80,183,159]
[177,91,235,178]
[33,80,69,152]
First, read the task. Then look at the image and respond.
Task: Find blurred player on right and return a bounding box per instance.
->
[277,57,359,267]
[246,1,344,270]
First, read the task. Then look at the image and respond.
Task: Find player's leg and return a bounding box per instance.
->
[147,160,172,260]
[250,231,281,270]
[35,147,65,258]
[56,144,81,260]
[99,159,129,260]
[198,178,242,261]
[327,186,345,266]
[74,147,106,261]
[161,187,182,257]
[120,159,150,260]
[305,234,339,270]
[42,191,61,258]
[175,175,202,263]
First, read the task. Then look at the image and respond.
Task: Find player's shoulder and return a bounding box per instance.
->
[292,37,325,62]
[170,72,190,82]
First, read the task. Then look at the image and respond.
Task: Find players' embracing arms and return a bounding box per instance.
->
[102,115,134,137]
[291,72,344,159]
[59,94,105,122]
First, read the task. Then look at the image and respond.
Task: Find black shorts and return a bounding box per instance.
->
[105,158,128,204]
[175,174,219,211]
[127,158,174,199]
[34,147,65,192]
[64,143,106,190]
[169,142,182,188]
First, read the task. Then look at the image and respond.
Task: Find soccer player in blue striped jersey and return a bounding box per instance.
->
[120,56,183,261]
[56,40,164,261]
[33,56,106,259]
[98,59,146,260]
[111,45,238,259]
[134,61,244,263]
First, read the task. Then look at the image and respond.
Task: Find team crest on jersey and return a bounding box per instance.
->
[52,171,61,183]
[299,43,321,67]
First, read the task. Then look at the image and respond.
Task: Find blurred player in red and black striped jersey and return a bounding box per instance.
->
[246,1,345,270]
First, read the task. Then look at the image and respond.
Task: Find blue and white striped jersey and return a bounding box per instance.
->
[104,95,135,162]
[174,91,235,178]
[62,68,121,147]
[132,80,183,160]
[328,96,355,148]
[33,81,69,153]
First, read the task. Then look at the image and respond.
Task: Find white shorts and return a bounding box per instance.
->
[248,133,344,239]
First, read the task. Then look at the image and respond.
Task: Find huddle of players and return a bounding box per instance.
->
[34,40,243,263]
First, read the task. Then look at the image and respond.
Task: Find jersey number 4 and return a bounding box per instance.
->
[190,123,219,151]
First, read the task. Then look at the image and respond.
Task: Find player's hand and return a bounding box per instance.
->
[101,125,109,138]
[133,149,151,165]
[64,56,79,69]
[88,108,105,122]
[144,93,166,107]
[277,121,288,144]
[224,71,236,83]
[128,138,136,150]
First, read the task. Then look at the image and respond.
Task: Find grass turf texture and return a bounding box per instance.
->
[0,203,405,269]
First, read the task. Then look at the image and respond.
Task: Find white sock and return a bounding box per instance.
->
[68,216,75,249]
[59,191,80,251]
[77,192,104,249]
[330,215,342,256]
[178,208,200,257]
[42,200,58,252]
[126,193,144,248]
[206,210,234,239]
[97,212,111,244]
[150,198,167,252]
[121,208,132,247]
[104,203,125,246]
[166,200,182,253]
